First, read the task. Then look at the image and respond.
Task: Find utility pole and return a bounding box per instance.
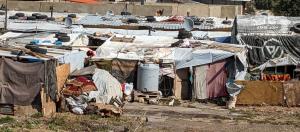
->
[4,0,8,31]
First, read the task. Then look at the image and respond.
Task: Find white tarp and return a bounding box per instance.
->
[95,34,178,60]
[253,56,298,71]
[89,69,123,104]
[176,49,234,69]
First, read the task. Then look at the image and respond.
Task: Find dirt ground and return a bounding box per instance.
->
[0,102,300,132]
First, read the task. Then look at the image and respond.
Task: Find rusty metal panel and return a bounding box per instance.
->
[283,81,300,107]
[236,81,284,105]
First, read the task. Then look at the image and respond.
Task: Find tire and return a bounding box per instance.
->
[9,16,18,19]
[36,15,48,19]
[190,16,202,25]
[127,18,138,23]
[146,16,156,22]
[15,12,25,17]
[32,13,41,17]
[0,11,5,15]
[206,20,214,24]
[68,14,76,18]
[194,21,202,25]
[293,23,300,33]
[27,16,36,20]
[222,20,232,25]
[177,30,192,39]
[25,44,47,54]
[58,35,71,42]
[11,50,25,56]
[121,11,131,15]
[55,32,68,38]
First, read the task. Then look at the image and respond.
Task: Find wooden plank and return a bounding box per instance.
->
[174,68,190,100]
[41,88,56,117]
[56,64,70,101]
[236,81,284,105]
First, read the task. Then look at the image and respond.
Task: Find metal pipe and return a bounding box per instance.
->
[4,0,8,31]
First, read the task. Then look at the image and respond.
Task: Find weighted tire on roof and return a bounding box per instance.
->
[58,36,71,42]
[293,23,300,33]
[15,13,25,17]
[9,16,18,19]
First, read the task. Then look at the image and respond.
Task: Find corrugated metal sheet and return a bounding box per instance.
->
[76,15,232,31]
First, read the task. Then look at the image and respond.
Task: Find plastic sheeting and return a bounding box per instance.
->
[95,34,177,60]
[206,60,228,99]
[193,65,207,99]
[240,35,300,66]
[253,56,297,71]
[65,94,90,115]
[57,51,86,72]
[236,15,300,34]
[176,49,234,69]
[89,69,123,104]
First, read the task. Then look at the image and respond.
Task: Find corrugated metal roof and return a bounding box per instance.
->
[236,15,300,34]
[76,15,233,31]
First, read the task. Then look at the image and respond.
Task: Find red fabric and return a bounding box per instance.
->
[262,74,291,81]
[121,83,125,92]
[205,60,228,99]
[87,50,95,57]
[67,0,98,4]
[62,76,96,96]
[163,16,185,22]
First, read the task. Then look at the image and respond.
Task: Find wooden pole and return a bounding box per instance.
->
[4,0,7,31]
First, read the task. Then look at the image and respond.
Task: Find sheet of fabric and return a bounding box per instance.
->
[89,69,123,104]
[225,57,245,96]
[65,94,89,115]
[70,65,97,77]
[176,49,234,69]
[262,74,291,81]
[0,58,44,105]
[46,59,58,101]
[193,65,208,99]
[62,76,97,96]
[57,51,86,72]
[253,56,297,71]
[206,60,228,99]
[240,35,300,66]
[111,59,138,83]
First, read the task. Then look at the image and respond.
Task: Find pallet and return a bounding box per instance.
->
[133,91,161,103]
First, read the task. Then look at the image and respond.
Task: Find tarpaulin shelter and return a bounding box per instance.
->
[93,35,247,100]
[232,15,300,67]
[0,27,87,116]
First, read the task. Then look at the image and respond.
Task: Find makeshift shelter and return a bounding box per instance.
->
[0,30,88,116]
[232,15,300,66]
[92,33,247,100]
[231,15,300,106]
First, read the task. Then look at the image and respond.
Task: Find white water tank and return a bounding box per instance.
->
[137,63,159,92]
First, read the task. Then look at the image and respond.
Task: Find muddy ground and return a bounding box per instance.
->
[0,102,300,132]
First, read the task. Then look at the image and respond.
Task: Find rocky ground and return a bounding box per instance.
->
[0,102,300,132]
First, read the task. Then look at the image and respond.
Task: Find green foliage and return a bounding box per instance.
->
[47,116,66,131]
[31,112,43,118]
[255,0,272,10]
[24,119,41,129]
[271,0,300,16]
[0,116,15,124]
[0,126,12,132]
[254,0,300,16]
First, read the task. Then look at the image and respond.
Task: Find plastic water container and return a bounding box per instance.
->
[137,63,159,92]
